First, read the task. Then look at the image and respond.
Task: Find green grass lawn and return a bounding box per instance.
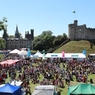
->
[54,40,95,56]
[3,62,95,95]
[29,63,95,95]
[28,74,95,95]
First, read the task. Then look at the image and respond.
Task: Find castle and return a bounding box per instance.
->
[68,20,95,40]
[3,26,34,50]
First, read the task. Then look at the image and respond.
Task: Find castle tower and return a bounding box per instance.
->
[15,25,20,38]
[68,20,78,40]
[30,29,34,40]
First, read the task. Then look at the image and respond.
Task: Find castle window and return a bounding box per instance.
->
[79,29,81,31]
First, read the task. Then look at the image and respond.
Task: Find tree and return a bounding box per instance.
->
[0,17,8,39]
[33,36,44,51]
[41,30,53,50]
[0,17,7,31]
[33,30,68,51]
[63,33,68,40]
[9,35,14,38]
[0,38,5,49]
[53,35,63,46]
[33,30,54,51]
[41,30,53,37]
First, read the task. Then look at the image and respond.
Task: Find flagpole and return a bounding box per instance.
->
[73,10,76,20]
[75,11,76,20]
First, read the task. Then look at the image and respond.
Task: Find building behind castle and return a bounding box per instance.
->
[68,20,95,40]
[3,26,34,50]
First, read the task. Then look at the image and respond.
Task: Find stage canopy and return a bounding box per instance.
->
[0,83,21,95]
[68,83,95,95]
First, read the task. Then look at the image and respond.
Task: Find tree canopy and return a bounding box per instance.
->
[33,30,68,51]
[0,17,7,31]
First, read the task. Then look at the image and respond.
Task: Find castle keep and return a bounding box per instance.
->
[68,20,95,40]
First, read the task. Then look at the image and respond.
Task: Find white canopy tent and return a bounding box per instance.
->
[10,49,20,54]
[10,80,22,86]
[89,54,95,56]
[18,50,28,56]
[45,53,86,59]
[32,85,56,95]
[45,53,62,58]
[65,53,86,58]
[0,80,22,87]
[34,50,43,57]
[88,54,95,60]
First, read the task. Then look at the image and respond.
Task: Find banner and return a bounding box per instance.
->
[27,46,31,57]
[82,49,86,56]
[62,50,65,57]
[43,50,45,59]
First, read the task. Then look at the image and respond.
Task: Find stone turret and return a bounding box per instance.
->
[15,25,20,38]
[74,20,78,26]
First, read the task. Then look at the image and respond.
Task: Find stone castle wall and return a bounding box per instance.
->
[68,20,95,40]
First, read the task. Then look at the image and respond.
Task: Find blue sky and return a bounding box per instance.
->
[0,0,95,37]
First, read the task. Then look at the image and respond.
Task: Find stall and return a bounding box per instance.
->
[32,85,57,95]
[0,83,22,95]
[68,83,95,95]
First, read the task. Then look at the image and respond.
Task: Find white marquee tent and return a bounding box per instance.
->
[32,85,56,95]
[10,80,22,86]
[45,53,86,59]
[18,50,28,56]
[34,50,43,57]
[10,49,20,54]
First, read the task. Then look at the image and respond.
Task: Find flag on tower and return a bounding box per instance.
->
[73,10,76,13]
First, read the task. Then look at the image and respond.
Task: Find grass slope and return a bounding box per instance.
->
[54,40,95,56]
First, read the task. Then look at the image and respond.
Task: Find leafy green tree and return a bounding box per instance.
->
[33,36,44,50]
[33,31,68,51]
[0,38,5,49]
[9,35,14,38]
[33,30,53,50]
[0,17,7,31]
[41,30,53,37]
[41,30,53,50]
[0,17,8,39]
[53,35,63,46]
[63,33,68,40]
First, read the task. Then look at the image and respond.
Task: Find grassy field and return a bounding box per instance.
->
[54,40,95,56]
[1,40,95,95]
[28,73,95,95]
[0,59,95,95]
[28,72,95,95]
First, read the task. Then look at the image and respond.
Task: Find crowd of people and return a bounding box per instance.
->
[0,54,95,95]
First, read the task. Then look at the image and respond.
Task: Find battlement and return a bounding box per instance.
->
[87,27,95,31]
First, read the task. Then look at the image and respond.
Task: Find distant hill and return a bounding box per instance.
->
[53,40,95,56]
